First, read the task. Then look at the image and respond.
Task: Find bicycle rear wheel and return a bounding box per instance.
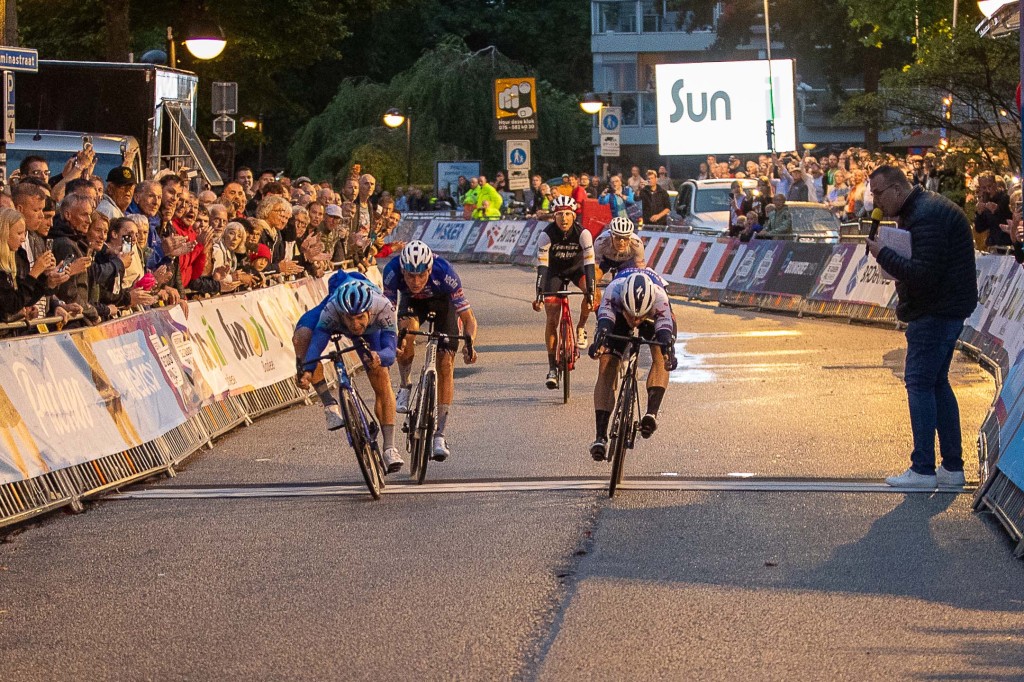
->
[415,372,436,484]
[608,371,636,498]
[407,383,423,479]
[341,390,382,500]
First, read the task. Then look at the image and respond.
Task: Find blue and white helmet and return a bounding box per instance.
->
[609,216,635,236]
[332,280,374,315]
[622,272,655,318]
[400,240,434,274]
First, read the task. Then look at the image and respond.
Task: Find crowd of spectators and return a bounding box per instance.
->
[1,152,407,336]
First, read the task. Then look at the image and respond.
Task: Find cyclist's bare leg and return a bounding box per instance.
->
[397,316,419,386]
[576,277,592,329]
[644,345,669,424]
[592,266,604,312]
[367,365,396,426]
[543,301,560,369]
[593,353,620,440]
[293,327,334,406]
[436,349,455,436]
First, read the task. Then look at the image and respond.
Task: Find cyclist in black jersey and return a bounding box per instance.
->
[532,195,596,389]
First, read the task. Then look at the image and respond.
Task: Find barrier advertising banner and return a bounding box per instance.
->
[419,219,474,254]
[475,220,527,256]
[761,242,834,296]
[995,361,1024,491]
[0,334,137,484]
[808,244,859,301]
[726,241,785,293]
[829,249,898,307]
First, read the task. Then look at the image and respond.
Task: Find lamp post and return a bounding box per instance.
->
[580,93,604,177]
[383,107,412,187]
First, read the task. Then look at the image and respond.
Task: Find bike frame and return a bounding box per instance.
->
[604,331,661,497]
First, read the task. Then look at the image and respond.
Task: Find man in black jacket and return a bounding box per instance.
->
[866,165,978,489]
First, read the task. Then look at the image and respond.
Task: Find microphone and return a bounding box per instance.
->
[866,207,884,255]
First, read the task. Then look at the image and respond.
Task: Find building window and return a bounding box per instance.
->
[595,1,638,33]
[595,56,638,93]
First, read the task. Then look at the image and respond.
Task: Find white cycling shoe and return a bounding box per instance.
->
[324,404,346,431]
[576,327,588,348]
[396,386,411,413]
[432,436,450,462]
[382,447,404,474]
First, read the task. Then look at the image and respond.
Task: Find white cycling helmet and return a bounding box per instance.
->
[550,195,578,213]
[622,272,656,318]
[400,240,434,274]
[609,216,635,237]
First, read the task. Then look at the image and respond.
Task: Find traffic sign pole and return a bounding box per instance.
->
[0,70,13,187]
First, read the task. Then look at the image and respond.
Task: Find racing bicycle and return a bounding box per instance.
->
[543,289,585,404]
[603,331,663,498]
[313,336,387,499]
[399,314,473,484]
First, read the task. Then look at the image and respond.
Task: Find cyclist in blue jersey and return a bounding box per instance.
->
[382,241,478,461]
[293,269,375,430]
[297,278,404,473]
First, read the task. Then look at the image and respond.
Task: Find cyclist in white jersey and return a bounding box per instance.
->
[587,271,677,460]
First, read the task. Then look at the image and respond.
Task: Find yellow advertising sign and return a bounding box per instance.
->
[494,77,538,140]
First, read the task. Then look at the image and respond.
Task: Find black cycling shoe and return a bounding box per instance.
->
[590,438,608,461]
[640,413,658,439]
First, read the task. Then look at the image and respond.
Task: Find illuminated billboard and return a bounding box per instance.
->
[655,59,797,156]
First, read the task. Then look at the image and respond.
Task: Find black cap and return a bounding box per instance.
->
[106,166,137,186]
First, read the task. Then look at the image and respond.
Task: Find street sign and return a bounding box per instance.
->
[600,106,621,157]
[212,82,238,115]
[494,77,538,140]
[600,107,621,135]
[2,72,14,144]
[213,114,236,141]
[0,47,38,73]
[505,140,530,191]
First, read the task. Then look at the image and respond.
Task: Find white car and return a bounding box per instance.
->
[671,178,758,235]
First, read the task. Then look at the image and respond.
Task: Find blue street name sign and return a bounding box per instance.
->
[0,48,38,73]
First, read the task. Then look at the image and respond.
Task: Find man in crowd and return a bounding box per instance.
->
[96,166,137,221]
[866,165,977,489]
[639,169,671,228]
[236,166,255,199]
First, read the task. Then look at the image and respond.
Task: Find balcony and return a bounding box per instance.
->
[592,1,722,54]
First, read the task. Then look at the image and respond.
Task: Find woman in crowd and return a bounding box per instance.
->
[827,170,851,220]
[0,207,71,321]
[846,168,869,220]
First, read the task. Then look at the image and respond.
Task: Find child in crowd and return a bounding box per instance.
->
[242,243,272,288]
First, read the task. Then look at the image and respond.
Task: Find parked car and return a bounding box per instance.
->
[766,202,842,243]
[673,178,758,234]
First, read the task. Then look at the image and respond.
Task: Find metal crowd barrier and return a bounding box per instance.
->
[0,376,325,530]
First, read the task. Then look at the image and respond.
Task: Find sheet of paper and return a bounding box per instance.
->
[877,225,912,280]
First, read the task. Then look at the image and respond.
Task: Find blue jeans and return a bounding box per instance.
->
[904,316,965,475]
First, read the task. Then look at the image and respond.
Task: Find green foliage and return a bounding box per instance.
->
[289,39,590,188]
[838,22,1021,169]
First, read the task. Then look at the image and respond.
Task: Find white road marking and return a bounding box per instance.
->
[112,477,973,500]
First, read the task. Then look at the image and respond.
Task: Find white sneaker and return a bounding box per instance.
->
[382,447,404,474]
[396,386,411,413]
[885,467,937,488]
[936,466,966,487]
[576,327,588,348]
[432,435,450,462]
[324,404,345,431]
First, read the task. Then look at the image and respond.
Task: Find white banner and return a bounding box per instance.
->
[830,250,898,307]
[475,220,527,256]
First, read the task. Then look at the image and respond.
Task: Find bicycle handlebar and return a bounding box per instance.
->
[605,332,667,348]
[541,290,587,297]
[398,328,475,354]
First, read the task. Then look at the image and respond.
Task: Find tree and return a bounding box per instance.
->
[288,38,591,188]
[839,22,1021,169]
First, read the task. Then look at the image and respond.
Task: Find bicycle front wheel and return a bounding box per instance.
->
[608,371,636,498]
[415,372,436,485]
[559,318,574,404]
[341,390,381,500]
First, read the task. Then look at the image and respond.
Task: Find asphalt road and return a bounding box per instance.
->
[2,263,1022,681]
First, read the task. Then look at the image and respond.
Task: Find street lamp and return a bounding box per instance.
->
[166,10,227,68]
[383,107,412,186]
[242,114,264,168]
